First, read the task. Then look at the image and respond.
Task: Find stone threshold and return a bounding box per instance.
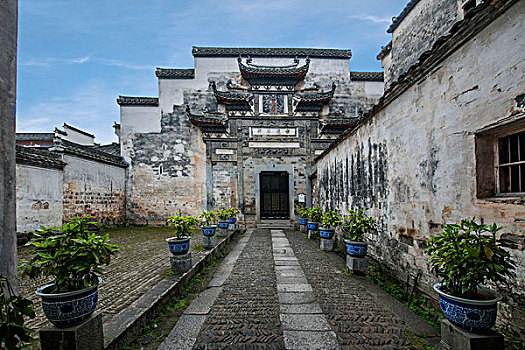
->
[103,230,239,350]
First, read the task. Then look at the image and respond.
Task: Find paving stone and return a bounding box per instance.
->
[278,292,317,304]
[280,303,323,314]
[183,287,222,315]
[276,276,309,284]
[158,314,206,350]
[273,256,298,261]
[275,265,302,271]
[277,283,313,292]
[280,314,332,331]
[283,330,340,350]
[275,270,306,278]
[275,260,301,266]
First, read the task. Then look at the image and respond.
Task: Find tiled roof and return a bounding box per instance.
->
[320,118,359,134]
[116,96,159,106]
[350,71,384,82]
[296,83,336,103]
[63,123,95,138]
[16,145,66,170]
[318,0,517,161]
[155,68,195,79]
[377,41,392,60]
[211,82,252,112]
[90,143,121,156]
[192,47,352,59]
[16,133,54,142]
[60,140,127,167]
[387,0,421,33]
[186,106,227,133]
[238,57,310,85]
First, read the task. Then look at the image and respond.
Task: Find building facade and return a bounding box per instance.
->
[118,47,383,224]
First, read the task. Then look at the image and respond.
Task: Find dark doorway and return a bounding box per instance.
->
[260,171,289,219]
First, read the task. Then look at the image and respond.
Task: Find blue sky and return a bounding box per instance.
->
[17,0,408,144]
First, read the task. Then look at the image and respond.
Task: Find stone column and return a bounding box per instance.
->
[0,0,18,293]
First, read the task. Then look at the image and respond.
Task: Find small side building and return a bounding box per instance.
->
[15,124,127,232]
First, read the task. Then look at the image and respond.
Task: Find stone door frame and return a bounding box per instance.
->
[254,164,295,222]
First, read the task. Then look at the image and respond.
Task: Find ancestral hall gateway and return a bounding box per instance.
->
[117,47,383,224]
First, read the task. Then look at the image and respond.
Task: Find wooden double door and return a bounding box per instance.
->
[260,171,289,219]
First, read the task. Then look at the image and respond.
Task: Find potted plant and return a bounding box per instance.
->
[307,206,323,231]
[216,208,230,231]
[167,211,197,255]
[199,210,217,237]
[319,210,341,239]
[1,274,36,349]
[298,207,310,227]
[228,207,240,226]
[20,216,118,328]
[426,218,516,332]
[342,209,376,258]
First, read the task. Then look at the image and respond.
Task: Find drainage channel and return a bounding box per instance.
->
[271,229,340,350]
[157,229,253,350]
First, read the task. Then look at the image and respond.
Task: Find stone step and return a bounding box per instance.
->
[257,220,294,229]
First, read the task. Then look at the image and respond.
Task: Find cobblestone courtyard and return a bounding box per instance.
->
[17,226,210,331]
[159,228,439,349]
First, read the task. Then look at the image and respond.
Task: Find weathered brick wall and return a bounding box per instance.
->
[211,161,238,210]
[63,155,126,225]
[124,105,207,223]
[318,3,525,338]
[386,0,460,87]
[16,164,63,232]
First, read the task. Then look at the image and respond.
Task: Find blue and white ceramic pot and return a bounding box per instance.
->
[228,217,236,224]
[319,227,335,239]
[218,221,230,229]
[345,240,368,257]
[166,237,190,255]
[299,218,308,225]
[434,283,501,332]
[307,221,319,230]
[201,226,216,237]
[36,278,101,328]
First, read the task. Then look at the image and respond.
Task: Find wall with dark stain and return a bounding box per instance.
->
[318,4,525,338]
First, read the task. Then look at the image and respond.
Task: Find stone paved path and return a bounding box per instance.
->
[159,228,438,349]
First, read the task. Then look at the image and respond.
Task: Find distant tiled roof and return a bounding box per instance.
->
[90,143,120,156]
[211,82,252,111]
[320,118,359,134]
[186,106,227,133]
[63,123,95,138]
[60,140,127,167]
[16,133,54,142]
[16,145,65,170]
[350,72,384,82]
[238,57,310,85]
[377,41,392,60]
[192,46,352,59]
[117,96,159,106]
[387,0,421,33]
[156,68,195,79]
[295,83,336,112]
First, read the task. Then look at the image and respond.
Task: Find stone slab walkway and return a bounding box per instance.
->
[159,228,438,349]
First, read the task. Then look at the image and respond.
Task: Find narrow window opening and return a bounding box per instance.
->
[498,131,525,194]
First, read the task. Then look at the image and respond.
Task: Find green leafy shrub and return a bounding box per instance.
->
[425,218,516,299]
[342,209,376,242]
[321,210,342,229]
[0,274,36,350]
[298,207,310,219]
[228,207,240,217]
[168,211,198,238]
[198,210,216,227]
[216,208,230,222]
[308,206,323,223]
[21,216,118,293]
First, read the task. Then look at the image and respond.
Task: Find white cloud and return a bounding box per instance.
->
[20,56,151,70]
[350,15,392,24]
